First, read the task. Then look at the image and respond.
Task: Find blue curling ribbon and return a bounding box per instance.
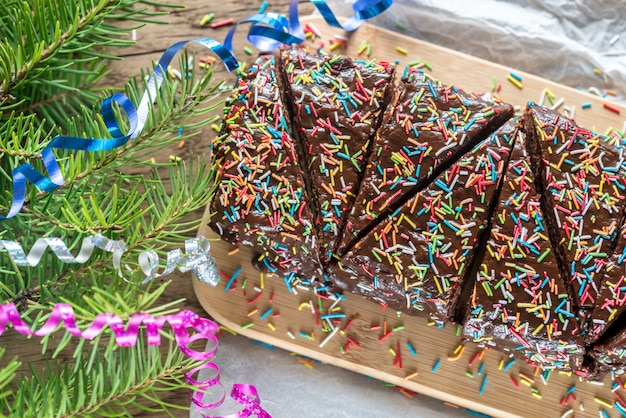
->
[1,0,393,221]
[0,40,237,221]
[311,0,393,31]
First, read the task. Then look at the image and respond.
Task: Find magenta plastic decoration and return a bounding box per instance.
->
[0,302,270,417]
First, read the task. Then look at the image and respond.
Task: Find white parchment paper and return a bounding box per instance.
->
[191,333,467,417]
[351,0,626,103]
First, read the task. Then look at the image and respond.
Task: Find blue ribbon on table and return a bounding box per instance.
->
[1,0,394,221]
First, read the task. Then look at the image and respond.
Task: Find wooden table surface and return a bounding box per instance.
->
[2,1,311,417]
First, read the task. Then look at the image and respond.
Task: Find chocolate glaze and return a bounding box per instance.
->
[208,51,626,379]
[280,48,394,263]
[463,122,584,371]
[335,69,514,256]
[333,125,513,323]
[208,55,323,280]
[524,104,626,346]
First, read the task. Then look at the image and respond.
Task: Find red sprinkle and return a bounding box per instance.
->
[344,318,355,331]
[378,330,393,342]
[346,336,361,348]
[468,351,481,367]
[211,18,234,28]
[510,376,519,388]
[603,102,621,114]
[246,292,263,305]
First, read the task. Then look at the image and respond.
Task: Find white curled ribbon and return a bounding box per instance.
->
[0,234,220,286]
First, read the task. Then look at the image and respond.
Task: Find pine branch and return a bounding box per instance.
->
[0,59,222,306]
[0,0,181,129]
[5,329,204,417]
[0,1,228,415]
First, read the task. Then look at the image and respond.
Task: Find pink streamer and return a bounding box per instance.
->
[0,303,270,417]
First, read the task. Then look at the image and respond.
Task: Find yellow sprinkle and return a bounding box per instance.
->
[329,41,342,51]
[298,302,311,311]
[447,344,465,361]
[594,397,613,408]
[396,46,408,55]
[507,75,523,89]
[219,326,237,335]
[593,68,602,74]
[267,322,276,331]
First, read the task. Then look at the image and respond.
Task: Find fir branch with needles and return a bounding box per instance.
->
[0,0,229,416]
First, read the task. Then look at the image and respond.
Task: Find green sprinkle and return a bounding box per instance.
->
[241,322,255,330]
[243,46,253,55]
[537,248,551,263]
[395,22,407,31]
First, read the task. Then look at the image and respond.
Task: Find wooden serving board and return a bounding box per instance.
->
[194,16,626,418]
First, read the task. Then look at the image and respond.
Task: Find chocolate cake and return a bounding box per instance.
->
[279,48,394,263]
[335,69,514,255]
[208,48,626,379]
[523,104,626,344]
[209,55,323,280]
[585,225,626,346]
[333,123,513,323]
[462,121,584,370]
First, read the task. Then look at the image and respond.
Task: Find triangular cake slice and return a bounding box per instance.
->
[523,104,626,344]
[279,48,395,263]
[209,55,323,280]
[588,329,626,379]
[585,219,626,343]
[462,122,584,371]
[335,68,514,255]
[332,123,513,323]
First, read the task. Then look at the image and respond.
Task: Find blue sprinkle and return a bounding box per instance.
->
[224,267,242,292]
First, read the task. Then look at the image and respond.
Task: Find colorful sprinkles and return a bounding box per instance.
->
[463,121,584,371]
[526,104,626,348]
[206,37,626,417]
[282,48,394,261]
[338,118,512,322]
[209,55,322,280]
[336,67,513,255]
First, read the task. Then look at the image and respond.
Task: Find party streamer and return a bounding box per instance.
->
[0,303,268,417]
[0,234,220,286]
[0,0,393,222]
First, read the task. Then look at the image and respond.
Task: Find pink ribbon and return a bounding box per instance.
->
[0,303,270,417]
